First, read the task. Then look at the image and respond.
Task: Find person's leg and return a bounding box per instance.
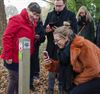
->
[34,51,40,78]
[30,54,35,90]
[31,46,40,78]
[58,66,73,94]
[70,78,100,94]
[63,66,73,93]
[34,57,40,78]
[46,72,56,94]
[48,72,56,90]
[7,70,18,94]
[58,67,65,91]
[14,82,18,94]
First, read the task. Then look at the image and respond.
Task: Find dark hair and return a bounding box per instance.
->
[54,0,66,4]
[28,2,41,14]
[63,0,66,4]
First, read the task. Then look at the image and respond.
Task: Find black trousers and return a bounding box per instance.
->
[70,78,100,94]
[7,70,18,94]
[58,65,73,91]
[30,46,40,85]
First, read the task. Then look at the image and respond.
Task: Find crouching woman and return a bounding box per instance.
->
[44,24,100,94]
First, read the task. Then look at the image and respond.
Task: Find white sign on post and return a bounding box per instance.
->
[23,41,30,49]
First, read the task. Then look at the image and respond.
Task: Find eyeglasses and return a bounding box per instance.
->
[54,38,62,44]
[55,5,63,7]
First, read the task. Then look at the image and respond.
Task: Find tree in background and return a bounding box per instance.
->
[75,0,100,22]
[66,0,77,12]
[93,0,100,23]
[5,5,18,20]
[0,0,7,49]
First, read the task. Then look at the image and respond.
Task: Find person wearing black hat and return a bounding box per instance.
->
[1,2,41,94]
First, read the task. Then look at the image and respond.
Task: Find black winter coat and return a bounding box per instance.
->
[77,20,95,43]
[96,22,100,47]
[31,20,45,64]
[35,21,45,46]
[44,7,77,59]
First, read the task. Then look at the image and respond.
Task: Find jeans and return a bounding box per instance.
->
[48,65,73,92]
[70,78,100,94]
[48,72,57,90]
[7,70,18,94]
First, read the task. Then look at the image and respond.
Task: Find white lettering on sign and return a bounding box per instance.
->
[23,41,30,49]
[19,43,23,51]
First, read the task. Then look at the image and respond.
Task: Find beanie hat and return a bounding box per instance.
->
[28,2,41,14]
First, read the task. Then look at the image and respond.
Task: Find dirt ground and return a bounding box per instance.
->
[0,42,59,94]
[0,59,59,94]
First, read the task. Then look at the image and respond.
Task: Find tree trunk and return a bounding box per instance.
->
[0,0,7,48]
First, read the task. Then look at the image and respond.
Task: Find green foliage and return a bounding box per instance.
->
[94,0,100,22]
[66,0,76,13]
[67,0,100,22]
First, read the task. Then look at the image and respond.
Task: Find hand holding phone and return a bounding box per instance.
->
[43,51,49,59]
[49,23,55,28]
[46,25,52,32]
[43,51,51,64]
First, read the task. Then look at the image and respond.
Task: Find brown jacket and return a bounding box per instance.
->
[71,36,100,85]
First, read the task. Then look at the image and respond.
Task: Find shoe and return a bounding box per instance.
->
[33,76,39,79]
[30,85,35,91]
[33,76,40,85]
[45,89,54,94]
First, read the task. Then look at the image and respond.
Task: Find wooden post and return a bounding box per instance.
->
[19,37,30,94]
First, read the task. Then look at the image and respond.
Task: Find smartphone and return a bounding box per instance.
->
[43,51,49,59]
[49,23,55,28]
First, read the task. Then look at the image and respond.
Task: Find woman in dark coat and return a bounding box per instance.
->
[76,6,95,43]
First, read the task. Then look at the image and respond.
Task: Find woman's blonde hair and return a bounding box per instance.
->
[53,22,73,39]
[76,6,93,22]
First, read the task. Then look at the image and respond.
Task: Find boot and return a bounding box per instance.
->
[45,89,54,94]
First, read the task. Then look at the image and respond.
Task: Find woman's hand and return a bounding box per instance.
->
[43,55,52,64]
[6,59,12,64]
[46,25,52,33]
[35,34,40,40]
